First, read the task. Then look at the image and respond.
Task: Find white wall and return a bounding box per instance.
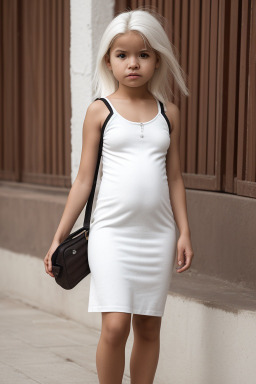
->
[70,0,114,183]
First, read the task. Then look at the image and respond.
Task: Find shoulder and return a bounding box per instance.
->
[85,98,110,127]
[164,101,180,131]
[86,99,106,115]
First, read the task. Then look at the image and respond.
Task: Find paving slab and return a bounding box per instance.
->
[0,292,104,383]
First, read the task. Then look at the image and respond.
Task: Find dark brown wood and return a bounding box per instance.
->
[235,0,256,198]
[13,1,20,181]
[51,0,57,176]
[236,0,249,183]
[207,0,219,177]
[187,0,200,174]
[0,0,72,187]
[150,0,157,12]
[63,0,72,185]
[180,0,189,172]
[247,0,256,183]
[114,0,127,14]
[215,0,225,191]
[182,173,217,190]
[145,0,151,9]
[173,0,181,106]
[38,0,44,176]
[45,0,52,176]
[169,0,174,98]
[0,0,19,181]
[198,0,210,175]
[225,0,239,193]
[131,0,138,10]
[158,0,164,15]
[236,180,256,198]
[0,1,2,174]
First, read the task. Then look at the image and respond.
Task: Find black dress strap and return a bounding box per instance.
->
[159,101,172,135]
[95,97,113,115]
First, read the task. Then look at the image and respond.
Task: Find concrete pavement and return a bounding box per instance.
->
[0,292,132,384]
[2,250,256,383]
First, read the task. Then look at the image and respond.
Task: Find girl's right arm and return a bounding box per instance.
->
[44,100,104,277]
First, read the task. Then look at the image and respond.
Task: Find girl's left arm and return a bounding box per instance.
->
[165,102,194,273]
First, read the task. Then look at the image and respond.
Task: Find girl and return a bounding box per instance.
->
[44,8,194,384]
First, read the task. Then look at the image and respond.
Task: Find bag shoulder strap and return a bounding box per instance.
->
[83,98,113,229]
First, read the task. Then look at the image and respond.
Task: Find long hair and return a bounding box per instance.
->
[92,8,189,102]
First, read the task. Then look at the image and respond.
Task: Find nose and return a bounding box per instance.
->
[128,55,139,69]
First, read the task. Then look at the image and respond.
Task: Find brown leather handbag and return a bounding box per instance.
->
[51,98,112,289]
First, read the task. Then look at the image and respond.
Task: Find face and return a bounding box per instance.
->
[105,31,160,89]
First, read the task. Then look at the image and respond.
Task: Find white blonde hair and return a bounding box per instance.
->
[92,8,189,102]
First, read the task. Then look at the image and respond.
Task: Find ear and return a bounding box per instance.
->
[105,53,112,71]
[155,53,160,69]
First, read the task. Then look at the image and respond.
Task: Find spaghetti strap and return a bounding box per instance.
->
[94,97,113,114]
[159,101,172,134]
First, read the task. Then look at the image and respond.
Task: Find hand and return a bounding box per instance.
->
[43,239,60,278]
[175,233,194,273]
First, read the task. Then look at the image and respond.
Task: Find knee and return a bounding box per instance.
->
[102,315,131,347]
[132,315,161,342]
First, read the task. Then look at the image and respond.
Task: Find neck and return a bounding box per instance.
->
[115,84,153,100]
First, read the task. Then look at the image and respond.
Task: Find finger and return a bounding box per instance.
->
[45,264,55,277]
[44,257,49,274]
[47,259,55,277]
[176,264,189,272]
[44,255,55,277]
[47,257,52,272]
[177,247,185,267]
[176,254,193,273]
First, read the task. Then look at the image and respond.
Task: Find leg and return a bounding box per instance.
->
[96,312,131,384]
[130,314,162,384]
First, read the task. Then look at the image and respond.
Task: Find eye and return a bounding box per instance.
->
[117,53,126,59]
[140,53,149,58]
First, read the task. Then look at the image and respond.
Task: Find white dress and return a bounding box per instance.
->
[87,96,177,317]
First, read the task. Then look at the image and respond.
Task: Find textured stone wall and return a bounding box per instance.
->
[70,0,114,183]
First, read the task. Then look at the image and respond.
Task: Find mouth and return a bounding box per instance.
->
[127,74,141,78]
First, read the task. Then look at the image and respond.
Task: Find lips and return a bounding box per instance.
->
[127,73,141,77]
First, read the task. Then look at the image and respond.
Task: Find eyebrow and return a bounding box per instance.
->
[113,48,150,53]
